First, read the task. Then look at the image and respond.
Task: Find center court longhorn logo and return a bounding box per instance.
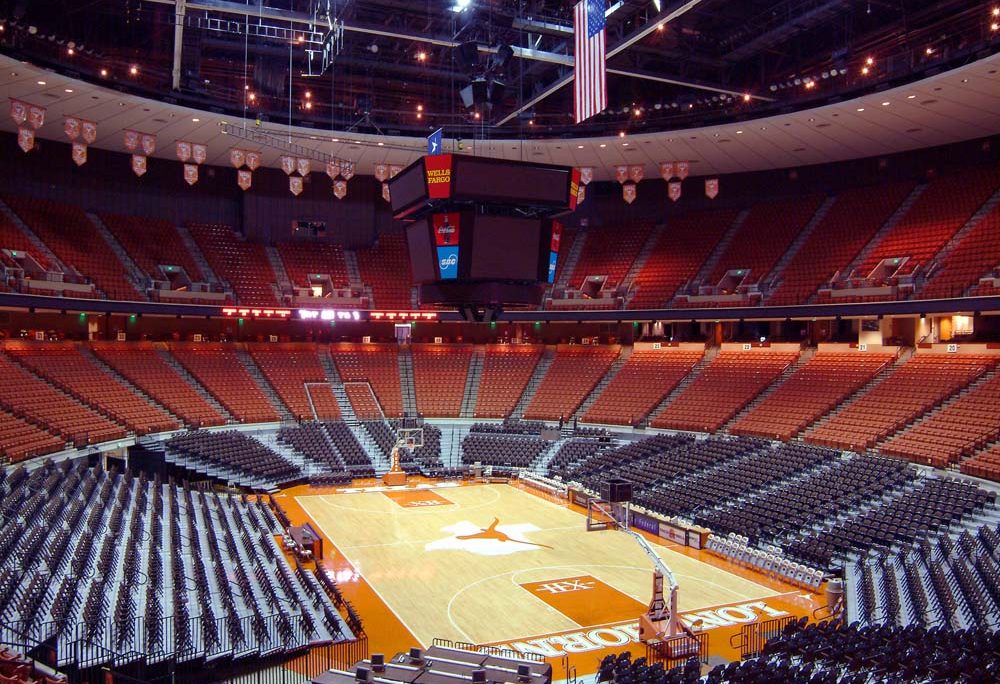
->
[425,517,553,556]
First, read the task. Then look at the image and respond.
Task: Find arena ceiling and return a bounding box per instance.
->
[2,50,999,180]
[1,0,998,139]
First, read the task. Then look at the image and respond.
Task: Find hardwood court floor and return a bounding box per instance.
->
[297,483,780,647]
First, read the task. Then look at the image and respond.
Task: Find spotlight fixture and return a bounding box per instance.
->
[743,93,751,102]
[129,65,138,76]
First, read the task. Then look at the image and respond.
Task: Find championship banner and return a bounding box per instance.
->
[668,181,682,202]
[550,221,562,252]
[628,165,644,183]
[579,166,594,185]
[659,162,675,181]
[705,178,719,199]
[389,164,402,179]
[340,161,355,181]
[124,130,139,152]
[17,127,34,153]
[176,141,192,163]
[325,161,340,180]
[81,120,97,145]
[296,157,311,177]
[381,182,391,203]
[623,182,637,204]
[9,100,27,126]
[246,151,261,171]
[577,185,586,204]
[614,165,628,184]
[192,144,207,165]
[28,105,45,130]
[280,155,295,175]
[676,161,689,180]
[333,179,347,199]
[289,176,303,196]
[568,166,582,211]
[64,117,80,141]
[183,163,198,186]
[230,148,246,169]
[131,154,147,177]
[237,169,252,191]
[140,134,156,156]
[374,163,388,182]
[71,142,88,166]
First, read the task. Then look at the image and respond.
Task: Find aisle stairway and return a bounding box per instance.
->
[460,347,485,418]
[235,349,293,422]
[511,348,555,418]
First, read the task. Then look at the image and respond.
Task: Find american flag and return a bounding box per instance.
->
[574,0,607,124]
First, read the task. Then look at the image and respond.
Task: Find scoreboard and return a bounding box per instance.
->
[388,155,580,310]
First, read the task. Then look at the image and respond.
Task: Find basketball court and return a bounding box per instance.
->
[296,483,811,655]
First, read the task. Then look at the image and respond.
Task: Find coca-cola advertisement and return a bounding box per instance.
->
[432,213,460,245]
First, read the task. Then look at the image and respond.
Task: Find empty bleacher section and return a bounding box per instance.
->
[635,441,836,519]
[410,344,471,417]
[5,195,141,300]
[0,352,126,447]
[768,182,915,305]
[355,233,412,309]
[602,620,1000,683]
[583,348,703,425]
[90,343,227,428]
[962,444,1000,483]
[847,520,1000,630]
[569,222,651,289]
[919,204,1000,299]
[650,350,798,432]
[523,345,618,421]
[4,343,179,436]
[704,195,824,288]
[880,370,1000,467]
[0,461,352,676]
[187,223,278,305]
[100,213,205,284]
[784,476,994,569]
[168,344,280,423]
[461,432,548,469]
[474,345,543,418]
[277,240,351,290]
[805,353,998,451]
[698,454,913,547]
[0,206,53,270]
[628,209,738,308]
[277,422,377,483]
[166,431,302,487]
[730,349,895,440]
[330,344,403,418]
[248,344,340,421]
[847,165,1000,285]
[0,409,65,463]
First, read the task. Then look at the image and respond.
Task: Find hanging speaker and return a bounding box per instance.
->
[456,41,480,72]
